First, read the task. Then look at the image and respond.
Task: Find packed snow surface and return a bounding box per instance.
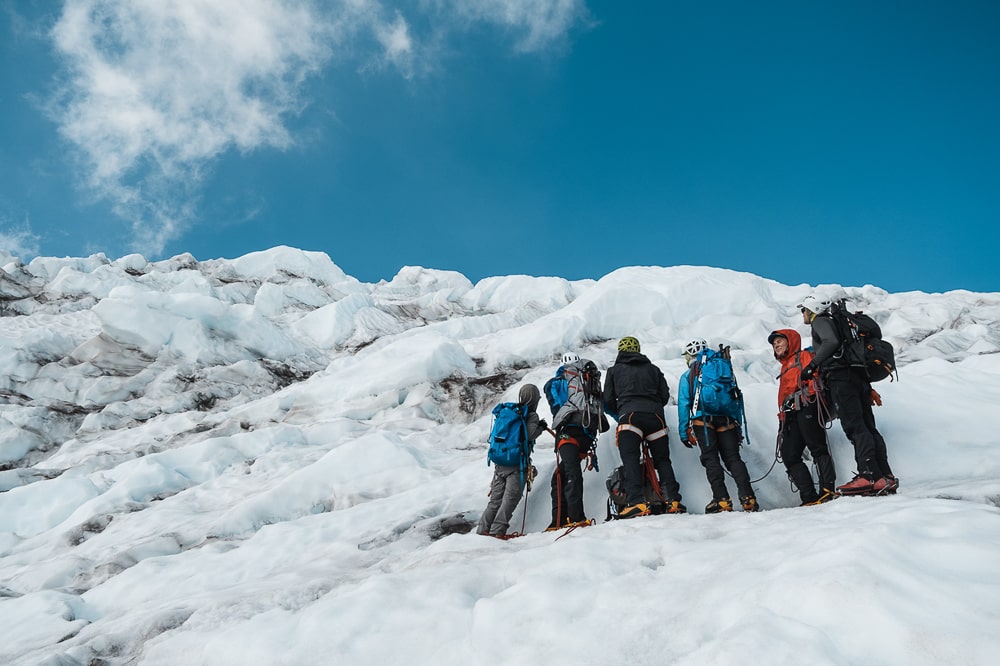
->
[1,246,999,665]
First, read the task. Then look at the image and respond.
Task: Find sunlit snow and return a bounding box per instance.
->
[1,246,999,665]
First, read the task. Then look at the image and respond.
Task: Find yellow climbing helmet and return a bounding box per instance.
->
[618,336,641,353]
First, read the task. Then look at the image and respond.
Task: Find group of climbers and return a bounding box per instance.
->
[477,293,896,537]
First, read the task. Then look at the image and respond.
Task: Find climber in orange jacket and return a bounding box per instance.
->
[768,328,837,505]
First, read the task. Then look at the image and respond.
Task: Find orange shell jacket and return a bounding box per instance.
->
[772,328,816,409]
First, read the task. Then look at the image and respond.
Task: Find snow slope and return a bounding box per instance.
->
[1,246,999,665]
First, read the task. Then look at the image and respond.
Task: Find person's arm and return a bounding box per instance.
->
[525,410,545,446]
[677,371,692,437]
[602,368,619,421]
[810,316,841,368]
[657,370,671,407]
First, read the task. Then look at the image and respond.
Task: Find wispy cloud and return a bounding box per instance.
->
[441,0,592,54]
[47,0,589,255]
[0,217,40,263]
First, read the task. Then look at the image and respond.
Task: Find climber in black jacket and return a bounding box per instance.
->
[603,336,686,517]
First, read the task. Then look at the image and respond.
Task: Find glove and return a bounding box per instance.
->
[870,389,882,407]
[525,464,538,491]
[800,362,817,382]
[684,426,697,448]
[537,418,548,431]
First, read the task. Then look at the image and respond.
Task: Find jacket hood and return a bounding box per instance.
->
[768,328,802,359]
[615,351,650,365]
[518,383,540,412]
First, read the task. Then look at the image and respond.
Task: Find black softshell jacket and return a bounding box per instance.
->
[602,351,671,419]
[810,314,846,372]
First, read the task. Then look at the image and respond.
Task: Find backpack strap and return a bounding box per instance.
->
[688,357,703,416]
[517,403,530,486]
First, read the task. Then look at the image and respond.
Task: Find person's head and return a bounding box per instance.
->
[561,351,580,365]
[518,383,541,412]
[768,331,789,359]
[797,294,832,323]
[618,336,640,353]
[683,338,707,366]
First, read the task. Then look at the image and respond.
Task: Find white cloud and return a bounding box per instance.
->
[0,220,40,264]
[47,0,589,255]
[440,0,590,53]
[49,0,355,254]
[376,13,415,75]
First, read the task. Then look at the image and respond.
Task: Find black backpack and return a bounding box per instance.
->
[605,465,666,520]
[830,301,898,382]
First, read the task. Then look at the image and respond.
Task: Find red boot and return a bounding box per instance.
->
[837,475,875,495]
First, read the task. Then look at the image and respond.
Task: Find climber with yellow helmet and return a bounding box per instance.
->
[602,336,686,518]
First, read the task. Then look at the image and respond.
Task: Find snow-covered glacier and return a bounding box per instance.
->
[2,246,999,665]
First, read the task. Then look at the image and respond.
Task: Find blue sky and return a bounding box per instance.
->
[1,1,998,293]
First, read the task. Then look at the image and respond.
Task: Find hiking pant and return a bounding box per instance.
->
[616,412,681,505]
[827,367,892,480]
[694,417,753,500]
[478,464,525,536]
[550,426,592,525]
[780,402,836,503]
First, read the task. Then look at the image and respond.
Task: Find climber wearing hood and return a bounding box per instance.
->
[478,384,546,538]
[768,328,837,505]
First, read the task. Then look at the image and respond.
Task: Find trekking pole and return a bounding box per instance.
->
[517,471,530,535]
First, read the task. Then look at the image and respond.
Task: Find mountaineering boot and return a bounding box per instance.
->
[817,487,839,503]
[740,496,760,512]
[837,475,875,496]
[564,518,594,529]
[802,488,838,506]
[666,500,687,514]
[872,476,900,495]
[618,503,650,519]
[799,491,821,506]
[705,498,733,514]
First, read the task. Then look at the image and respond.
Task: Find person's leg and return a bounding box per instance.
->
[649,433,681,502]
[800,403,836,493]
[860,391,893,479]
[718,426,754,500]
[781,415,818,504]
[549,464,566,528]
[558,439,587,522]
[696,425,730,500]
[616,425,645,506]
[490,467,525,535]
[478,469,507,534]
[830,374,880,479]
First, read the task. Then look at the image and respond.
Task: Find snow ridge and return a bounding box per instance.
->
[1,247,999,665]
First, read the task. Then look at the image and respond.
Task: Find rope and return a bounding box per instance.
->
[813,374,836,430]
[698,416,778,485]
[749,446,780,484]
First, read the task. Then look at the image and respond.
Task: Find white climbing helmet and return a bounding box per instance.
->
[684,339,707,356]
[561,352,580,365]
[798,294,832,314]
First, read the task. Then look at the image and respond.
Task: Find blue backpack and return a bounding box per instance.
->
[689,347,743,420]
[543,367,568,415]
[487,402,531,468]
